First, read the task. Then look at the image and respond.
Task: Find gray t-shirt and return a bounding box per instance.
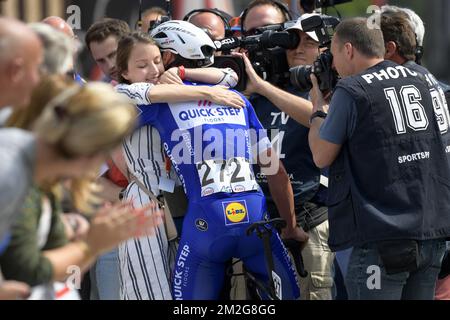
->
[0,128,36,241]
[319,87,357,144]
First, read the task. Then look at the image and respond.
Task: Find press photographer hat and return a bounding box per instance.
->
[286,13,320,42]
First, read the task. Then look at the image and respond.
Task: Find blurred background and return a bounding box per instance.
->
[1,0,448,83]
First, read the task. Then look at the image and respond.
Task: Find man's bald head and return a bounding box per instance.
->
[0,18,43,108]
[0,18,39,63]
[42,16,75,38]
[188,12,226,41]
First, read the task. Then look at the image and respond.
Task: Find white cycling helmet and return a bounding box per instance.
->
[150,20,216,67]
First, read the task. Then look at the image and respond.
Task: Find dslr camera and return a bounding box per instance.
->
[289,15,340,92]
[213,22,300,91]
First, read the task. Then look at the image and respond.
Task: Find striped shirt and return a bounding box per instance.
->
[117,83,166,195]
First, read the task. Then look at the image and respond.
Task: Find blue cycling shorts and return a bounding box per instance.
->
[172,192,300,300]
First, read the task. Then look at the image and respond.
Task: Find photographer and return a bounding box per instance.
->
[308,17,450,300]
[379,7,450,300]
[241,2,335,300]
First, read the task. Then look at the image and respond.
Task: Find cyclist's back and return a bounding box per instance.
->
[138,84,300,300]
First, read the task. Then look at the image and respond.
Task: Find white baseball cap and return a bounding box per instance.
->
[286,13,320,42]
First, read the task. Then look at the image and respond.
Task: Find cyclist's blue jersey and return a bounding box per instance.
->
[137,85,271,203]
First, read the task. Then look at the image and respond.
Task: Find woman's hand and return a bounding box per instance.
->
[85,200,164,256]
[205,85,245,109]
[158,67,183,85]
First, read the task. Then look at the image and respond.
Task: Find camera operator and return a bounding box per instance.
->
[241,1,335,300]
[308,17,450,300]
[379,6,450,108]
[378,7,450,301]
[184,8,232,42]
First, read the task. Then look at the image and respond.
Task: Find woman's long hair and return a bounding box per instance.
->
[7,75,137,213]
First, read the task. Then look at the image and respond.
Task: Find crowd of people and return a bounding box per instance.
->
[0,0,449,301]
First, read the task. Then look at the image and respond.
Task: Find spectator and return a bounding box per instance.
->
[85,17,130,198]
[0,18,44,300]
[0,75,162,299]
[85,17,131,300]
[7,23,90,264]
[85,18,130,83]
[308,17,450,300]
[29,23,74,76]
[0,17,42,109]
[42,16,75,39]
[42,16,84,83]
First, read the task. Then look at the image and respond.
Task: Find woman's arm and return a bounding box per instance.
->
[116,82,245,109]
[44,201,163,282]
[0,190,63,286]
[42,241,96,282]
[0,188,162,285]
[149,84,244,108]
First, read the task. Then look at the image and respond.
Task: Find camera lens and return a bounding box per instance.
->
[290,65,313,91]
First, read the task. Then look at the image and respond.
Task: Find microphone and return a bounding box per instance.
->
[214,37,241,52]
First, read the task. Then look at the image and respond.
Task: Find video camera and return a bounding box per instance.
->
[289,14,340,93]
[213,23,299,91]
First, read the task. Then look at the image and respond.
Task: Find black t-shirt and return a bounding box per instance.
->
[250,86,325,211]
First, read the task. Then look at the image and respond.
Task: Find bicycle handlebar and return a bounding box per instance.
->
[283,239,308,278]
[245,218,286,237]
[246,218,308,278]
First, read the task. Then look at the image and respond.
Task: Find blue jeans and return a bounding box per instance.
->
[90,248,120,300]
[345,239,446,300]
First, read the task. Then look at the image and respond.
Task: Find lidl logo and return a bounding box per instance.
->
[222,200,249,225]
